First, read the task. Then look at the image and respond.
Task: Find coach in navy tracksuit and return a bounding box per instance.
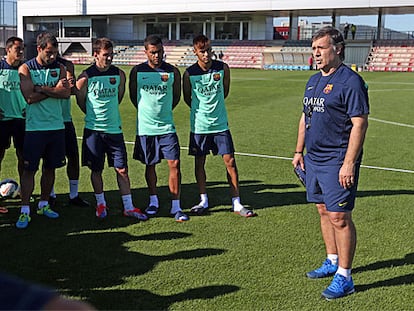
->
[292,26,369,300]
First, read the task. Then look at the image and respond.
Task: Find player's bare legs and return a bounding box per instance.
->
[223,153,255,217]
[115,166,146,220]
[194,155,207,194]
[66,153,80,181]
[20,170,35,206]
[223,153,239,197]
[167,159,180,200]
[0,149,5,178]
[189,155,209,213]
[40,168,55,202]
[65,151,89,206]
[115,167,131,196]
[15,149,24,184]
[145,165,157,196]
[91,170,104,194]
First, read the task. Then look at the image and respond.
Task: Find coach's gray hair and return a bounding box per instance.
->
[312,26,345,60]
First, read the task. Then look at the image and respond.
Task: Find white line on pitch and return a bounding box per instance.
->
[77,138,414,174]
[233,151,414,174]
[369,117,414,128]
[183,148,414,174]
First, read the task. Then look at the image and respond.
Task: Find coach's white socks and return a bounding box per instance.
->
[336,266,352,280]
[327,254,338,265]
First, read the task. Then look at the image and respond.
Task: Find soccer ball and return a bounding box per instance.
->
[0,178,20,199]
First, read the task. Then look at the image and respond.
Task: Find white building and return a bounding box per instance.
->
[16,0,414,58]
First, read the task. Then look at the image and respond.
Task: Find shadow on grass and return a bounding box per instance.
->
[78,285,240,310]
[0,202,233,309]
[151,179,414,212]
[2,181,412,221]
[141,179,309,213]
[1,182,412,307]
[354,252,414,274]
[355,273,414,293]
[354,252,414,292]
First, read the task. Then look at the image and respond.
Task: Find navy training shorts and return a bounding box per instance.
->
[304,156,361,212]
[82,128,127,171]
[0,119,25,152]
[133,133,180,165]
[188,130,235,156]
[64,121,79,158]
[23,129,66,171]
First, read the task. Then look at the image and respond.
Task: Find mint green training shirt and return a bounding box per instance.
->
[133,62,176,136]
[185,60,229,134]
[84,65,123,134]
[24,58,64,131]
[0,59,27,121]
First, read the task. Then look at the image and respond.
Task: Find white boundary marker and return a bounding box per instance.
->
[231,151,414,174]
[369,117,414,128]
[182,147,414,174]
[77,138,414,174]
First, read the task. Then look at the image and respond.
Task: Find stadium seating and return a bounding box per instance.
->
[112,44,146,65]
[365,39,414,72]
[62,39,313,70]
[111,40,266,69]
[262,40,312,71]
[64,38,414,72]
[62,51,93,64]
[217,41,266,69]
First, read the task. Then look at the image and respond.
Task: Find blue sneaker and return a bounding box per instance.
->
[322,274,355,300]
[37,204,59,218]
[306,259,338,279]
[16,213,31,229]
[174,211,189,222]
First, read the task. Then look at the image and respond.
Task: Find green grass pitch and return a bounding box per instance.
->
[0,67,413,310]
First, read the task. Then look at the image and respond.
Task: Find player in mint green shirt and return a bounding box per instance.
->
[76,37,147,222]
[129,35,188,222]
[183,35,256,218]
[0,37,26,186]
[16,32,72,229]
[47,55,89,208]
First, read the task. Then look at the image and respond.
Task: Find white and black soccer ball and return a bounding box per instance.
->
[0,178,20,199]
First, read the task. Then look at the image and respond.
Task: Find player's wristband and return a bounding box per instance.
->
[294,151,303,154]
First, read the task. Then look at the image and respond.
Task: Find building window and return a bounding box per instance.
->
[147,23,169,40]
[64,27,90,37]
[215,22,240,40]
[180,23,203,40]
